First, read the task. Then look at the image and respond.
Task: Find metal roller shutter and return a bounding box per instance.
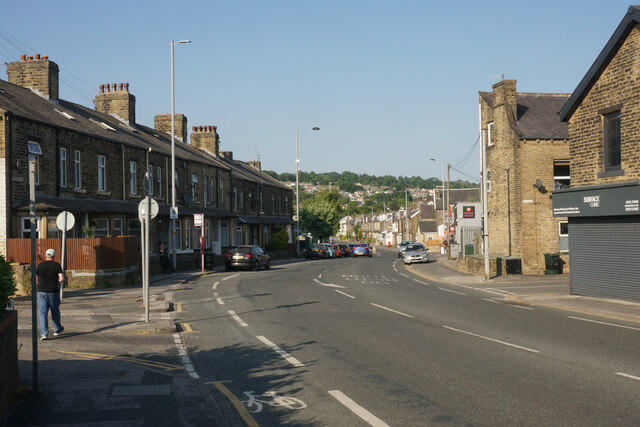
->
[569,216,640,302]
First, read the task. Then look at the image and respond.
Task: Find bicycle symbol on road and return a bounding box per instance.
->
[242,390,307,413]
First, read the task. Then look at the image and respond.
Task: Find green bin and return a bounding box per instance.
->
[543,252,561,275]
[465,244,474,255]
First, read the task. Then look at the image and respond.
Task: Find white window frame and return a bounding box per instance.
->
[272,194,276,214]
[220,220,229,246]
[98,155,106,192]
[559,220,569,252]
[203,175,208,205]
[233,187,238,211]
[21,216,41,238]
[130,161,137,195]
[192,173,198,202]
[205,220,211,248]
[260,191,264,214]
[59,147,67,188]
[185,219,191,249]
[74,150,82,189]
[486,169,491,193]
[487,122,495,146]
[156,166,162,198]
[553,160,570,190]
[147,165,154,196]
[114,218,124,237]
[175,220,183,250]
[93,218,110,237]
[219,178,225,206]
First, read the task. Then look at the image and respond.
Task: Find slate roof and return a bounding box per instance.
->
[0,78,232,168]
[433,188,481,207]
[419,220,438,233]
[479,91,570,139]
[560,6,640,121]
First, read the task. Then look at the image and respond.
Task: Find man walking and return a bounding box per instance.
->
[36,248,64,340]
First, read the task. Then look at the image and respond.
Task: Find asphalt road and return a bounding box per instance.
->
[175,249,640,426]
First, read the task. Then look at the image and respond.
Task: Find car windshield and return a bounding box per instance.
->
[406,244,424,251]
[231,247,252,254]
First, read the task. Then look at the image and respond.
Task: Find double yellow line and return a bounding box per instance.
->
[50,350,185,371]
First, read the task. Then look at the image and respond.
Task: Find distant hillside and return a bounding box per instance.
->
[262,170,477,190]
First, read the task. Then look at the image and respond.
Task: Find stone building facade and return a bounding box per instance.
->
[479,80,570,274]
[0,54,293,260]
[554,6,640,301]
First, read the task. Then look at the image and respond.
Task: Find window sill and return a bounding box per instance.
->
[597,169,624,178]
[130,194,142,199]
[74,188,86,194]
[97,191,111,196]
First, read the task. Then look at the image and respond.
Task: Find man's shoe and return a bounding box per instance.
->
[54,327,64,336]
[40,335,47,341]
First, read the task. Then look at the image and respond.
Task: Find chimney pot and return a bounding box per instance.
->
[27,56,33,61]
[124,83,129,91]
[119,83,124,91]
[35,54,41,60]
[42,56,48,60]
[192,126,196,132]
[20,54,26,61]
[99,84,104,93]
[112,83,117,92]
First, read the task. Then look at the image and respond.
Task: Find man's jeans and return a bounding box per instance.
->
[38,292,62,337]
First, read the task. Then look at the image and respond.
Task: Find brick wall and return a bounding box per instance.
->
[6,56,58,101]
[154,114,188,142]
[95,83,136,124]
[569,27,640,185]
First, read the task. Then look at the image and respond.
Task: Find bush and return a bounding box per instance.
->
[267,228,289,252]
[0,254,17,314]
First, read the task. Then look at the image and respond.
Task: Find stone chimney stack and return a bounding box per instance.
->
[190,126,220,156]
[154,114,188,142]
[6,54,59,101]
[95,83,136,124]
[248,160,262,171]
[219,150,233,160]
[492,79,517,119]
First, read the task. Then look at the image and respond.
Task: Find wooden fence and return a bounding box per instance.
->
[6,236,140,270]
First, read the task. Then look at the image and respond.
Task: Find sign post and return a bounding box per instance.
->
[138,198,158,323]
[55,211,75,301]
[194,213,204,272]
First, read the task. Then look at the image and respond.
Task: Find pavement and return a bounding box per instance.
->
[3,250,640,425]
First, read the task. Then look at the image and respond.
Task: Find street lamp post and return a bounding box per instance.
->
[170,39,191,270]
[295,127,320,256]
[429,158,446,252]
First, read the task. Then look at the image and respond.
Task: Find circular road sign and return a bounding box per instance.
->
[138,198,159,221]
[56,211,76,231]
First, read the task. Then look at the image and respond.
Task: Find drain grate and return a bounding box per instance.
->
[112,384,171,396]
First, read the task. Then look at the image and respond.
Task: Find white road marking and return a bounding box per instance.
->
[173,333,200,379]
[413,279,429,285]
[616,372,640,381]
[256,336,304,367]
[399,273,409,278]
[443,326,540,354]
[335,290,356,299]
[222,274,239,281]
[483,298,499,304]
[328,390,390,427]
[229,310,248,327]
[568,316,640,331]
[509,304,534,311]
[318,274,323,279]
[313,278,346,288]
[370,303,415,318]
[437,287,467,295]
[212,281,220,290]
[214,292,225,305]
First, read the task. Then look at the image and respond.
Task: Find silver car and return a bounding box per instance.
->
[402,243,428,264]
[397,240,412,258]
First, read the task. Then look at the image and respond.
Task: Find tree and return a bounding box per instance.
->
[0,254,16,314]
[300,190,342,241]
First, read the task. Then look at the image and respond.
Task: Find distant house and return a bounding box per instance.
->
[479,80,570,274]
[553,6,640,301]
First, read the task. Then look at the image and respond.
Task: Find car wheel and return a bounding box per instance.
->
[252,260,259,271]
[225,265,232,271]
[265,260,271,269]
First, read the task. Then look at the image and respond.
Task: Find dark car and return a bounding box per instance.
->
[352,243,372,257]
[331,243,343,257]
[306,243,327,259]
[225,245,271,271]
[338,243,351,257]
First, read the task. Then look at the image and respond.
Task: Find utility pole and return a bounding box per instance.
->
[447,163,451,259]
[405,190,409,241]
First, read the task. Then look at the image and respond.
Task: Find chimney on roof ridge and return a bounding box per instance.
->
[154,114,188,142]
[492,79,517,118]
[7,54,59,101]
[190,125,220,156]
[95,82,136,124]
[248,160,262,171]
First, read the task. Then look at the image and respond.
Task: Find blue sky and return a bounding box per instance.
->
[1,1,634,182]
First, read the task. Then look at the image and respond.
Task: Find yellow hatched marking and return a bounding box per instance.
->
[207,381,259,427]
[179,322,198,333]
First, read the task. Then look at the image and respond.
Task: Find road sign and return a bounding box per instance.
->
[170,206,179,219]
[194,213,204,227]
[138,198,159,221]
[56,211,75,231]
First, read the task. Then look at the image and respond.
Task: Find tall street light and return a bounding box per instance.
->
[170,39,191,270]
[295,127,320,256]
[429,158,446,251]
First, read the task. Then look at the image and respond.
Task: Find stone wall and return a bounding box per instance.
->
[568,26,640,185]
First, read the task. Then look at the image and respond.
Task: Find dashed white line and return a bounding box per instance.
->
[616,372,640,381]
[413,278,429,285]
[437,287,467,295]
[228,310,248,327]
[329,390,390,427]
[214,292,225,305]
[443,325,540,353]
[568,316,640,331]
[399,273,409,278]
[256,336,304,367]
[222,274,239,281]
[318,273,323,279]
[173,333,200,379]
[370,303,415,318]
[313,278,346,288]
[212,281,220,290]
[483,298,499,304]
[335,290,356,299]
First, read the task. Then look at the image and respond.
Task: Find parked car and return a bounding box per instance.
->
[398,241,412,258]
[322,243,336,258]
[338,243,351,257]
[402,243,428,264]
[225,246,271,271]
[305,243,326,259]
[331,243,343,257]
[352,243,372,257]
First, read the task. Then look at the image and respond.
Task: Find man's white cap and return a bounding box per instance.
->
[45,248,56,257]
